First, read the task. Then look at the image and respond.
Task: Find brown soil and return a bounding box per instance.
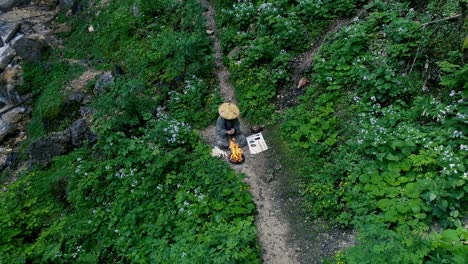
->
[199,1,356,263]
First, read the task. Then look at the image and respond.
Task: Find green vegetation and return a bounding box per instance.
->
[1,0,259,262]
[216,0,467,263]
[1,0,466,263]
[20,61,84,139]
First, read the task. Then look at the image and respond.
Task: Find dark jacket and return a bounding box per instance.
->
[216,116,241,140]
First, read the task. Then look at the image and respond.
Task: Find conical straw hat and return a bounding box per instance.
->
[218,103,240,120]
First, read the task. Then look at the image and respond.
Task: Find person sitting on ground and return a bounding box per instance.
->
[216,103,247,149]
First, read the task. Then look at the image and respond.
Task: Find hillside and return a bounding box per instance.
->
[0,0,466,263]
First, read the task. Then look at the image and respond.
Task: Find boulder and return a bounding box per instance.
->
[12,37,49,62]
[0,22,21,69]
[0,107,24,142]
[28,129,71,167]
[94,71,114,94]
[0,0,29,11]
[0,150,17,171]
[1,22,21,44]
[0,47,15,70]
[67,91,85,104]
[28,119,97,166]
[59,0,84,14]
[70,119,96,147]
[0,64,23,105]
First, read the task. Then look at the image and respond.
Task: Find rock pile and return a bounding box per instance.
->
[0,0,94,172]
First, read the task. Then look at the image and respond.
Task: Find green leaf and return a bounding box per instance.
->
[386,153,400,161]
[399,160,411,171]
[450,210,459,218]
[429,193,437,202]
[441,229,459,242]
[405,183,421,198]
[377,198,392,210]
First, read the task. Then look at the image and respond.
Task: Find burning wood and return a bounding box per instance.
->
[229,138,244,163]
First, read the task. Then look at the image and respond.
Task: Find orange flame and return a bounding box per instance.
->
[229,138,244,163]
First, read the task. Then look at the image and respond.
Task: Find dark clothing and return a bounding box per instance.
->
[216,116,247,149]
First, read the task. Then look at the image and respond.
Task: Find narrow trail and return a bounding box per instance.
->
[199,1,357,263]
[200,1,299,263]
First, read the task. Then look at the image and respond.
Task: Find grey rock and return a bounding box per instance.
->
[59,0,83,14]
[67,91,85,104]
[3,23,20,43]
[79,106,95,117]
[58,0,76,9]
[0,37,4,48]
[28,129,71,167]
[0,106,24,142]
[132,3,139,17]
[94,71,114,94]
[0,151,17,171]
[12,37,48,62]
[0,0,29,11]
[27,119,97,166]
[0,65,22,105]
[70,119,96,147]
[0,47,15,70]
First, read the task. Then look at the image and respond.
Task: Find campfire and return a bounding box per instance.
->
[228,138,244,163]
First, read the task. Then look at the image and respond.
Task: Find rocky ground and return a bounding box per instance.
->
[0,0,102,177]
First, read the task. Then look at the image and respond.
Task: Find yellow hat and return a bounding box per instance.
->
[218,103,240,120]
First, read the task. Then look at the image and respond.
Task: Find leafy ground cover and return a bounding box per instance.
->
[216,0,467,263]
[2,0,466,262]
[0,0,260,262]
[279,0,467,262]
[212,0,366,122]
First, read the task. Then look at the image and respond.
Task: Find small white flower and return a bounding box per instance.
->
[453,131,463,138]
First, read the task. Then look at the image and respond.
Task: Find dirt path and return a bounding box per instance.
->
[200,1,300,263]
[199,1,357,263]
